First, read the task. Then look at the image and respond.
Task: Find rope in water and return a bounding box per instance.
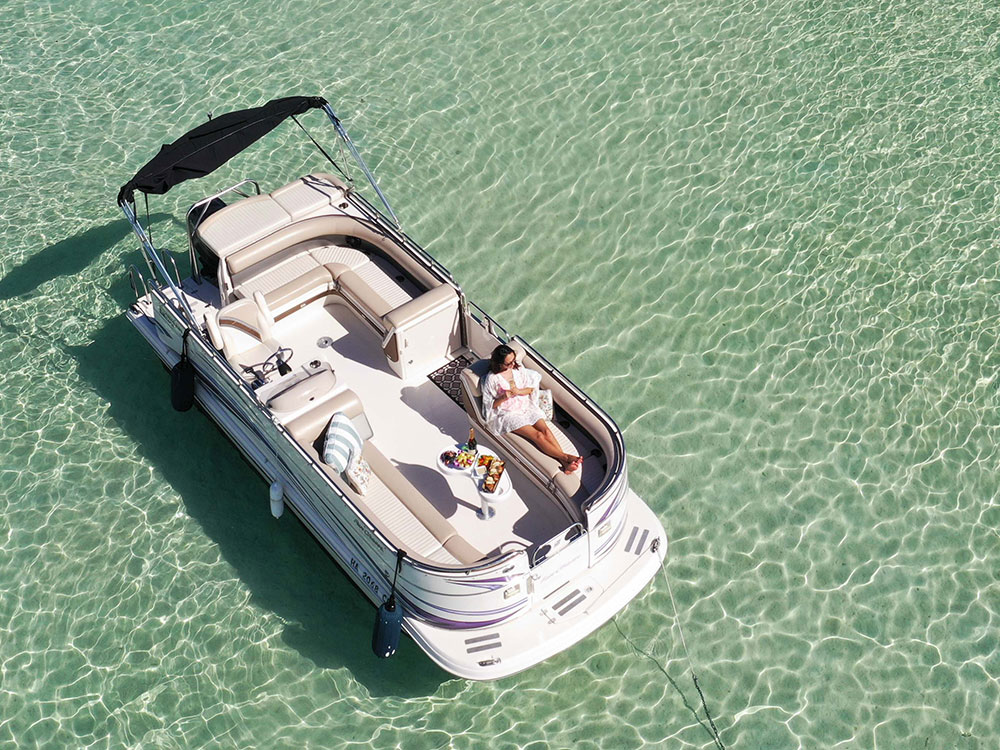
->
[617,542,727,750]
[657,552,728,750]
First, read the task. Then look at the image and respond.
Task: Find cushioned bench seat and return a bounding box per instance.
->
[196,174,348,259]
[269,173,347,219]
[284,389,484,566]
[459,359,587,504]
[197,194,292,259]
[228,234,418,324]
[254,265,335,313]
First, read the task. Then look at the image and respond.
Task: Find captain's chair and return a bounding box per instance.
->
[205,295,286,377]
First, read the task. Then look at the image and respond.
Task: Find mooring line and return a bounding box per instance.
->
[617,547,728,750]
[658,553,727,750]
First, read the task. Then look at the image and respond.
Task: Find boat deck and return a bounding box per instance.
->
[269,300,572,558]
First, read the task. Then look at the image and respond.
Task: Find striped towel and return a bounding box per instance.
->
[323,412,362,472]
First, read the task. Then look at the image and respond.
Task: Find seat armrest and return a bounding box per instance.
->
[382,284,456,331]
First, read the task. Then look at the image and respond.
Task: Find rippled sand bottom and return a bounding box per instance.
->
[2,0,999,747]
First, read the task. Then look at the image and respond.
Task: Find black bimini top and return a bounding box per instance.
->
[117,96,328,207]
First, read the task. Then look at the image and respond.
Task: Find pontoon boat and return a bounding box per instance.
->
[116,96,666,679]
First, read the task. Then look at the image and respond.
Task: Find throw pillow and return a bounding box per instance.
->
[537,388,554,421]
[346,457,373,495]
[323,412,362,472]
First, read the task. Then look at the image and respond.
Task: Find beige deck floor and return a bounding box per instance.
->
[271,301,572,557]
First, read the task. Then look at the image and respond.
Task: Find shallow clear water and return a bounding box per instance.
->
[2,0,999,747]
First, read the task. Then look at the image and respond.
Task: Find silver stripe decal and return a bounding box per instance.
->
[467,642,502,654]
[635,529,649,555]
[553,589,581,610]
[557,594,587,616]
[465,633,501,645]
[625,526,638,553]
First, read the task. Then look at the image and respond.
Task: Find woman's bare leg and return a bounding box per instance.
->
[511,421,582,473]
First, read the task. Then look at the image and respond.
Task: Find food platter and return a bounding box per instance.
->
[437,448,476,473]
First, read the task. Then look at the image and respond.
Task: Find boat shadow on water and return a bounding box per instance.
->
[70,294,450,697]
[0,216,185,302]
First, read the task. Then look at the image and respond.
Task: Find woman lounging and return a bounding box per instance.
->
[481,345,582,474]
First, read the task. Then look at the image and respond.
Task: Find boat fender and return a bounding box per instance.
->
[170,330,195,412]
[269,481,284,518]
[372,549,406,659]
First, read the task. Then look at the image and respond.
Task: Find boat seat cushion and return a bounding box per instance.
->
[362,444,482,564]
[196,194,292,259]
[232,243,371,316]
[459,359,491,420]
[337,267,409,325]
[506,427,583,500]
[283,389,484,565]
[382,283,457,332]
[269,173,346,219]
[233,250,332,302]
[459,359,585,502]
[308,244,369,274]
[258,266,335,316]
[209,297,282,373]
[285,388,373,445]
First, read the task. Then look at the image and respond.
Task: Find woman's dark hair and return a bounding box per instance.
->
[489,344,517,374]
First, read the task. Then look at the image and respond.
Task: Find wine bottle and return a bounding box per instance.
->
[468,427,477,452]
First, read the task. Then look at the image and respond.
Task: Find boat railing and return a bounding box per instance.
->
[344,187,458,287]
[186,179,263,282]
[120,200,198,328]
[467,299,510,340]
[166,254,183,288]
[127,264,148,301]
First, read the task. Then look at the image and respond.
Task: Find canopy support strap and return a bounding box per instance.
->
[321,104,400,228]
[290,114,351,183]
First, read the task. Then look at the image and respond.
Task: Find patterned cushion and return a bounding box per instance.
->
[345,457,373,495]
[323,412,362,472]
[537,388,554,421]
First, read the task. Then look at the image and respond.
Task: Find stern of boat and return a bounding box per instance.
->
[405,488,665,680]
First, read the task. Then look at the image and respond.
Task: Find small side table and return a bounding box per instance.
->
[477,457,512,519]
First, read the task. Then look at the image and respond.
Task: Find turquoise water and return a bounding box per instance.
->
[2,0,999,746]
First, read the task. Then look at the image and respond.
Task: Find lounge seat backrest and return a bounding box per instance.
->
[222,215,441,295]
[459,359,491,422]
[284,388,374,446]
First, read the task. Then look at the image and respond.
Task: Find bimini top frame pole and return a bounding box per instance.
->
[120,200,198,328]
[117,96,399,324]
[321,103,401,228]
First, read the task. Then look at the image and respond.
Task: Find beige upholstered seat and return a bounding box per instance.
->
[205,296,284,374]
[459,356,585,504]
[283,389,484,566]
[269,173,347,219]
[196,194,292,259]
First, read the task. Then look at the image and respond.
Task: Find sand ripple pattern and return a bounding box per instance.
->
[2,0,1000,747]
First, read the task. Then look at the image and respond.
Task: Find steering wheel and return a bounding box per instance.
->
[242,347,293,380]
